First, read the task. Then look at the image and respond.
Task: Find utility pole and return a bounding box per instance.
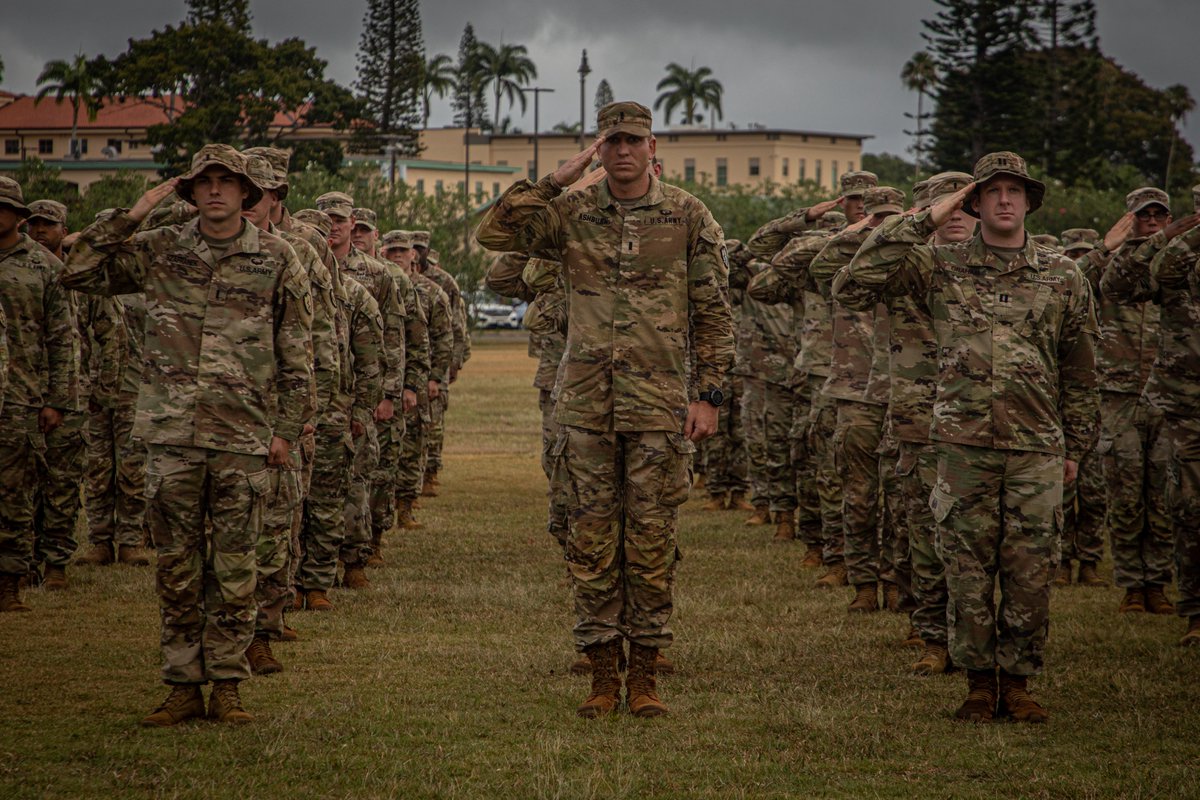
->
[578,50,591,150]
[464,91,472,251]
[520,86,555,179]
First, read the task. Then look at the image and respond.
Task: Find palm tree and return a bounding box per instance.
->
[900,51,938,176]
[476,42,537,132]
[1163,83,1195,189]
[420,53,456,129]
[35,53,103,158]
[654,63,723,126]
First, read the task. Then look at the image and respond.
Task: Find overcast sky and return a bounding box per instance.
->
[1,0,1195,160]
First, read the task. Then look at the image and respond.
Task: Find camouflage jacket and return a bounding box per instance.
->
[731,260,794,387]
[477,174,734,433]
[114,293,147,401]
[412,273,454,387]
[0,303,8,413]
[811,227,889,406]
[382,258,431,391]
[767,232,835,383]
[73,293,125,411]
[846,211,1099,461]
[1,233,77,413]
[486,252,564,392]
[338,276,385,430]
[62,214,315,454]
[747,206,816,261]
[425,263,470,371]
[1077,242,1159,396]
[339,247,406,401]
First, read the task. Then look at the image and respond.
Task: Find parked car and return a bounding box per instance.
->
[473,302,525,330]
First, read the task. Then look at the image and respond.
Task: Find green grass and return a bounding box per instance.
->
[2,332,1197,799]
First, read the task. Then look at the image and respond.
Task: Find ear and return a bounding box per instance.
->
[648,136,657,158]
[971,195,981,214]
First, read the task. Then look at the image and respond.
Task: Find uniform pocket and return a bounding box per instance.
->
[929,486,955,525]
[658,432,697,507]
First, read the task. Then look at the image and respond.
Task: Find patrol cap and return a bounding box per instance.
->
[1125,186,1170,215]
[241,146,291,199]
[864,186,905,216]
[27,199,67,225]
[965,151,1045,217]
[381,229,413,250]
[1031,233,1061,251]
[427,248,440,266]
[1061,227,1100,254]
[352,208,378,231]
[175,143,263,210]
[293,208,333,237]
[242,155,282,197]
[911,179,931,209]
[597,101,652,140]
[0,176,31,217]
[840,170,878,199]
[315,191,354,219]
[411,230,431,249]
[818,210,846,230]
[926,171,974,203]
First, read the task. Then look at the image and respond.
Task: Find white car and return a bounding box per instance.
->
[473,303,524,330]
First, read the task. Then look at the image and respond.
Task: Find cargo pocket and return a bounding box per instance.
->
[144,472,167,548]
[658,432,697,507]
[1052,505,1065,567]
[896,445,918,478]
[929,486,955,525]
[548,433,577,509]
[246,467,273,536]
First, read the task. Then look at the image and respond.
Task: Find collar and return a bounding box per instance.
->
[595,174,665,212]
[177,218,259,268]
[966,231,1040,274]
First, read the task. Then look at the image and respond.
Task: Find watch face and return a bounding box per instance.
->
[709,389,725,406]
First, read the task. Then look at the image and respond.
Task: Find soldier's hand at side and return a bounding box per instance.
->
[1064,459,1078,484]
[38,406,63,435]
[402,389,418,413]
[1103,213,1136,252]
[129,179,179,223]
[552,137,602,188]
[930,182,975,227]
[449,366,458,384]
[302,423,315,436]
[805,198,843,222]
[351,420,365,438]
[1162,212,1200,242]
[684,402,718,442]
[374,398,395,422]
[428,380,440,400]
[267,435,290,466]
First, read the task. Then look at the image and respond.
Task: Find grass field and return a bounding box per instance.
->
[2,334,1197,799]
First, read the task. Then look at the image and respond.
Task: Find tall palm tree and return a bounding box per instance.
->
[1163,83,1195,189]
[900,51,938,176]
[476,42,537,132]
[35,53,103,158]
[654,63,723,126]
[420,53,456,129]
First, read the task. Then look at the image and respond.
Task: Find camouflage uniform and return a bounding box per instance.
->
[62,145,316,684]
[399,272,453,507]
[846,158,1099,675]
[421,250,468,483]
[478,157,734,651]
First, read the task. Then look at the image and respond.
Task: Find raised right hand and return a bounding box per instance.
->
[805,197,843,222]
[929,182,976,227]
[129,179,179,223]
[552,137,603,188]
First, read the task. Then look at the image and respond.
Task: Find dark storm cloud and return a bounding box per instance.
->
[1,1,1195,160]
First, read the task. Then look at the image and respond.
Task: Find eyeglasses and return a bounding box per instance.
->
[1135,208,1168,221]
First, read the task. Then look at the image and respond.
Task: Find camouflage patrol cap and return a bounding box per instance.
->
[1032,233,1062,251]
[818,210,846,230]
[911,180,931,209]
[598,101,653,140]
[293,208,333,237]
[1061,227,1100,254]
[175,143,264,210]
[0,176,31,217]
[428,248,440,266]
[864,186,905,216]
[411,230,431,249]
[242,155,283,197]
[27,199,67,225]
[352,208,378,231]
[1125,186,1170,215]
[840,170,878,199]
[926,171,974,202]
[315,191,354,219]
[381,229,413,250]
[242,148,289,199]
[965,151,1045,217]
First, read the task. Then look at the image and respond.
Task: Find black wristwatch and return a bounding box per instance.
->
[699,388,725,408]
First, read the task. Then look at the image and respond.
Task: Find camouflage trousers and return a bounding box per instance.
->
[703,376,749,497]
[744,379,797,513]
[789,377,820,546]
[834,400,886,586]
[808,386,844,565]
[931,442,1061,676]
[425,386,448,477]
[283,433,315,605]
[1100,393,1173,589]
[297,424,352,592]
[255,450,302,640]
[85,398,147,549]
[396,406,428,502]
[878,434,910,598]
[369,414,406,538]
[1162,414,1200,619]
[552,425,693,650]
[33,411,87,569]
[898,440,946,644]
[0,408,46,576]
[539,389,570,549]
[342,421,380,568]
[1060,441,1106,565]
[145,444,270,684]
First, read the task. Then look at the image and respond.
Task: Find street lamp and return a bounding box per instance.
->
[520,86,554,180]
[578,50,591,150]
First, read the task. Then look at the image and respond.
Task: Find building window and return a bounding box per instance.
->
[766,133,780,141]
[782,158,789,177]
[416,179,425,193]
[798,158,806,181]
[496,159,508,166]
[716,158,727,187]
[435,179,444,192]
[492,182,500,197]
[6,139,20,155]
[39,139,53,155]
[127,140,138,150]
[684,158,696,182]
[831,137,838,144]
[846,161,854,173]
[716,134,728,142]
[527,160,536,181]
[748,157,760,177]
[106,138,123,154]
[77,138,88,155]
[668,135,679,143]
[832,160,839,185]
[475,181,483,199]
[815,160,822,187]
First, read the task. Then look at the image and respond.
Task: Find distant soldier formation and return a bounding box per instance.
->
[2,97,1198,727]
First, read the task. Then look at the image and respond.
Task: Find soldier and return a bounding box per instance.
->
[476,101,734,718]
[0,178,77,613]
[63,144,316,725]
[847,151,1099,723]
[1031,233,1062,251]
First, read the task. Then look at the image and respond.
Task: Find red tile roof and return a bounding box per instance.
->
[0,94,334,131]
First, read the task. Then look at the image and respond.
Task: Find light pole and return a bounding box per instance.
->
[520,86,554,179]
[578,50,591,150]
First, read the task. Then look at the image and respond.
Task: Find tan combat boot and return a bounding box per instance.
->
[0,573,31,613]
[77,542,114,566]
[1117,588,1146,613]
[655,652,676,675]
[118,545,151,566]
[772,512,796,542]
[745,504,771,526]
[799,544,823,569]
[305,589,333,611]
[912,643,950,675]
[882,581,901,612]
[700,494,727,512]
[421,474,439,497]
[41,565,67,592]
[140,684,206,727]
[280,624,299,642]
[848,582,879,613]
[728,491,755,512]
[997,672,1048,723]
[342,564,370,589]
[208,680,253,724]
[1180,616,1200,647]
[398,499,423,530]
[901,625,923,648]
[692,473,706,492]
[1145,585,1176,615]
[569,653,591,675]
[247,636,283,675]
[1052,562,1072,587]
[367,532,385,567]
[576,640,622,718]
[292,587,304,612]
[954,669,997,723]
[625,642,669,718]
[1076,561,1105,587]
[815,563,848,589]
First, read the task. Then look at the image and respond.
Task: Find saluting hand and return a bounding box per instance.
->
[929,181,976,227]
[552,137,603,188]
[805,197,843,222]
[1103,213,1135,252]
[129,178,179,223]
[1162,212,1200,242]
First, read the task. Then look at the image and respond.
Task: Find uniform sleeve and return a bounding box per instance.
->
[1058,269,1101,463]
[0,305,8,412]
[350,292,384,427]
[271,252,316,443]
[60,212,158,296]
[401,280,430,390]
[378,270,407,400]
[846,212,937,303]
[746,265,797,305]
[428,290,455,384]
[746,207,813,260]
[688,210,735,392]
[1149,226,1200,290]
[523,257,563,294]
[475,176,568,257]
[86,295,126,410]
[523,282,567,337]
[810,228,868,295]
[43,261,79,411]
[449,291,468,372]
[297,244,339,419]
[1099,235,1162,304]
[485,252,535,301]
